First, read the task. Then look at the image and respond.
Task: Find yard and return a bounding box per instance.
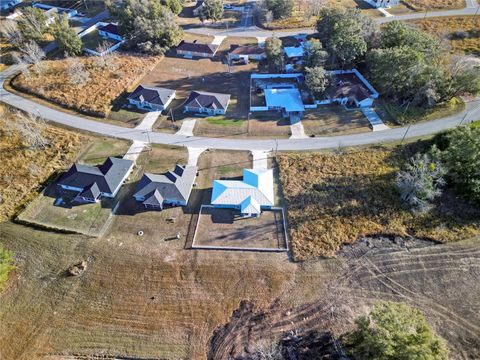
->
[193,207,287,250]
[402,0,465,10]
[11,55,161,117]
[16,138,132,236]
[177,1,243,29]
[0,104,84,221]
[409,16,480,55]
[278,146,480,261]
[81,29,119,51]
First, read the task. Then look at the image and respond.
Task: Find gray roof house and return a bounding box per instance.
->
[176,41,219,58]
[133,165,197,210]
[184,91,231,115]
[127,85,176,112]
[58,157,134,203]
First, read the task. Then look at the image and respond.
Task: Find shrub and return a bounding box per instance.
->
[346,302,448,360]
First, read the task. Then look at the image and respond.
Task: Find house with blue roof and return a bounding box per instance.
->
[211,168,275,217]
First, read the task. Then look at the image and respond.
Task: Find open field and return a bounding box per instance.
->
[402,0,465,10]
[193,207,287,249]
[0,104,84,221]
[277,146,480,260]
[11,55,161,117]
[409,16,480,55]
[16,137,132,236]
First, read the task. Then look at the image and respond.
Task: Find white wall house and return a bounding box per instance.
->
[364,0,400,8]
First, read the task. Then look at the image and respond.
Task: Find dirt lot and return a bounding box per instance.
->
[277,146,480,260]
[409,16,480,55]
[11,55,161,117]
[0,104,84,221]
[194,207,287,249]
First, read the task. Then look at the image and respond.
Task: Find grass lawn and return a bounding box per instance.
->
[193,207,287,249]
[409,16,480,55]
[302,105,371,136]
[12,55,161,117]
[0,104,84,221]
[0,245,14,291]
[79,138,131,165]
[278,145,480,260]
[81,30,118,51]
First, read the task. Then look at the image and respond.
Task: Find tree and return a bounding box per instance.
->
[303,39,328,68]
[14,110,49,149]
[316,8,371,66]
[1,20,23,48]
[305,66,329,99]
[396,153,446,213]
[265,0,293,20]
[436,126,480,203]
[160,0,183,14]
[200,0,224,22]
[66,57,90,87]
[301,0,326,21]
[264,36,284,73]
[17,40,46,74]
[17,7,48,42]
[94,41,118,70]
[113,0,183,55]
[346,302,448,360]
[51,14,83,56]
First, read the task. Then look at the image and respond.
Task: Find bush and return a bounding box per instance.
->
[0,245,15,291]
[346,302,448,360]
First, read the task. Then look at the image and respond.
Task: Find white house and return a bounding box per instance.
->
[184,91,231,115]
[364,0,400,8]
[228,44,266,64]
[211,168,275,217]
[98,23,123,41]
[127,85,176,112]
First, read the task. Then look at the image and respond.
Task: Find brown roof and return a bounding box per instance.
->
[177,41,218,55]
[229,44,265,56]
[328,73,371,102]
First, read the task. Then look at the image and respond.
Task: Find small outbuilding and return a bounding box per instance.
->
[127,85,176,112]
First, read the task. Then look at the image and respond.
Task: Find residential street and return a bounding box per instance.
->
[2,65,479,151]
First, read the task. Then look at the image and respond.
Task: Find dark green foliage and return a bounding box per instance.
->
[305,66,330,99]
[113,0,183,55]
[264,36,284,73]
[303,39,328,68]
[346,302,448,360]
[316,8,373,66]
[17,7,48,42]
[433,126,480,203]
[200,0,224,22]
[161,0,183,14]
[265,0,293,20]
[51,14,83,56]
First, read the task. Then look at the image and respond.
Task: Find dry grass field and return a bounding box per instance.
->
[0,104,84,221]
[11,55,161,117]
[277,147,480,260]
[402,0,465,10]
[409,16,480,55]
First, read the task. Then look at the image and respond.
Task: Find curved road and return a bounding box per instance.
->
[184,0,479,38]
[1,65,479,151]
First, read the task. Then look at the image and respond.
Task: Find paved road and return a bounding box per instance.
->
[2,65,479,151]
[185,1,480,38]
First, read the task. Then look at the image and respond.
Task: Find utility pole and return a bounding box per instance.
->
[459,112,468,126]
[401,124,411,145]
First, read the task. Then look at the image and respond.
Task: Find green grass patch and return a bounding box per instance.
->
[471,120,480,129]
[0,245,14,291]
[383,98,465,125]
[206,117,244,126]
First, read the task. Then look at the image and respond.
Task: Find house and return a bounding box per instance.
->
[32,3,77,18]
[284,45,304,61]
[127,85,176,112]
[264,87,305,121]
[98,23,123,41]
[184,91,231,115]
[192,0,205,16]
[57,157,133,203]
[228,44,266,64]
[176,41,219,58]
[364,0,400,8]
[211,168,275,217]
[325,70,379,108]
[133,165,197,210]
[1,0,22,11]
